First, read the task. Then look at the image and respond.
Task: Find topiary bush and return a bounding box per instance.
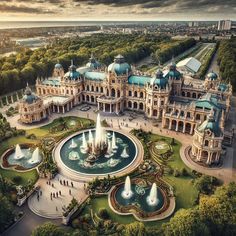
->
[98,208,109,219]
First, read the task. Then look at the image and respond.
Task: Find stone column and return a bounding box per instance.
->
[0,99,3,108]
[168,120,172,130]
[103,104,106,113]
[11,95,14,104]
[162,118,166,128]
[16,93,19,101]
[53,105,55,113]
[97,102,100,111]
[183,122,186,133]
[197,149,201,161]
[190,124,194,135]
[63,106,65,114]
[175,121,179,132]
[57,106,60,113]
[206,152,212,165]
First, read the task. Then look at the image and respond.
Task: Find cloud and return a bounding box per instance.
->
[0,3,55,13]
[73,0,236,12]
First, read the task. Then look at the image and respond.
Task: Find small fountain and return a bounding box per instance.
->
[14,144,24,160]
[121,146,129,158]
[107,158,119,167]
[122,176,133,199]
[146,183,159,206]
[105,140,113,158]
[69,151,80,160]
[28,147,41,164]
[69,139,77,149]
[80,133,88,153]
[112,132,118,150]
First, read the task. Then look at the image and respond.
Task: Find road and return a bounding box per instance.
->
[1,204,61,236]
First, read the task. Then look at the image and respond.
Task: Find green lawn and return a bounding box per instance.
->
[0,116,94,186]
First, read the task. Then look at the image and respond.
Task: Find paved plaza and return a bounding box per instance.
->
[28,174,88,218]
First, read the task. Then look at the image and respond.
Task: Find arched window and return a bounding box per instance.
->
[134,91,138,97]
[101,87,103,93]
[86,95,89,102]
[111,88,115,97]
[117,90,120,97]
[134,102,138,109]
[128,101,132,108]
[128,91,132,96]
[140,92,144,98]
[86,85,89,91]
[139,103,144,110]
[91,86,94,92]
[205,140,209,146]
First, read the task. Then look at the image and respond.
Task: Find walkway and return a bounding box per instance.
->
[1,204,61,236]
[28,174,88,219]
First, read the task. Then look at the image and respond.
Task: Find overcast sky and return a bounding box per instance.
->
[0,0,235,21]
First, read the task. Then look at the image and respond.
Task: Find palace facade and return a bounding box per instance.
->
[19,54,233,165]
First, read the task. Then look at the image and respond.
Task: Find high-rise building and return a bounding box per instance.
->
[218,20,232,31]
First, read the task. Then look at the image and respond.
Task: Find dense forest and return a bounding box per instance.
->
[217,38,236,92]
[0,34,196,96]
[153,38,196,63]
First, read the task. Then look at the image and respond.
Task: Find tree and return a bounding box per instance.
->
[198,182,236,236]
[0,195,15,233]
[194,175,217,194]
[123,222,146,236]
[31,222,67,236]
[162,208,209,236]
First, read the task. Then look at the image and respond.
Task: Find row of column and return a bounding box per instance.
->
[0,91,22,107]
[52,101,74,114]
[164,118,194,134]
[97,102,121,114]
[196,149,221,165]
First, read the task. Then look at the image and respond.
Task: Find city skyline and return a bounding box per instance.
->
[0,0,235,21]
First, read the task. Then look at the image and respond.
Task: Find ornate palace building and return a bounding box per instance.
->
[19,54,233,165]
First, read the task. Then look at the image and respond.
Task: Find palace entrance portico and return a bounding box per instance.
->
[97,96,124,114]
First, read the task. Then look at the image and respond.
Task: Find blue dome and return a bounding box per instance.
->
[22,86,39,104]
[197,114,222,137]
[64,71,80,80]
[86,54,101,70]
[207,71,218,80]
[55,63,63,69]
[153,69,168,89]
[165,63,182,80]
[86,61,101,70]
[108,55,131,76]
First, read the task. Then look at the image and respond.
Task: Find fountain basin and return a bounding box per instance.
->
[115,182,164,213]
[58,129,138,176]
[1,144,42,170]
[109,179,169,221]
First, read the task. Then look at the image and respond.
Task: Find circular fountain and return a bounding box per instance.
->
[54,113,141,178]
[2,144,42,170]
[110,177,167,221]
